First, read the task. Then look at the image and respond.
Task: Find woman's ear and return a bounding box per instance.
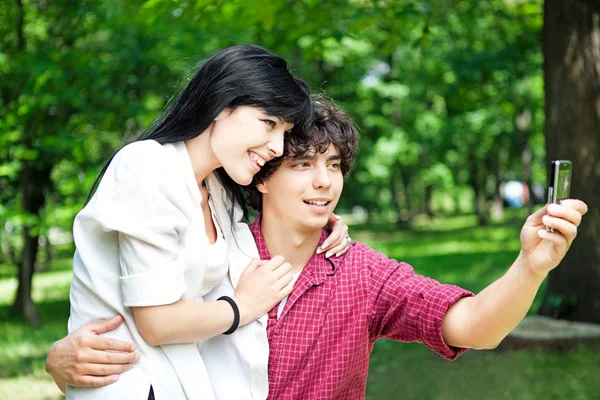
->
[215,107,234,121]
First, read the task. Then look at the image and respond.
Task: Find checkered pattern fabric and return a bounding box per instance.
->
[249,218,473,399]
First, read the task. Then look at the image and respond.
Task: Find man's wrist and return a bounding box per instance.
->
[515,251,549,282]
[46,340,67,394]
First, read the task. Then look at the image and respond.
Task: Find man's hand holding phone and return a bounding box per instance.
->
[517,159,586,277]
[546,160,572,232]
[517,199,587,278]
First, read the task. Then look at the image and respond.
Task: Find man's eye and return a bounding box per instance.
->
[294,162,309,168]
[329,163,341,170]
[262,119,276,128]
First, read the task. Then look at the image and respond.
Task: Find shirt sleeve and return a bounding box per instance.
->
[366,245,473,360]
[91,141,191,307]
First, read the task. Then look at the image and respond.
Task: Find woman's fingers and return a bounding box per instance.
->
[278,274,295,296]
[320,216,348,251]
[258,255,285,272]
[271,262,292,280]
[325,237,350,258]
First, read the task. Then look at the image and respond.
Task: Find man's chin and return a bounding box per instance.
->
[301,214,332,231]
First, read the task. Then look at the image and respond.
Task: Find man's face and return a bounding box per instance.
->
[257,144,344,232]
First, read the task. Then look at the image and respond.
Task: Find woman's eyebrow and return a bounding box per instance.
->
[264,114,284,124]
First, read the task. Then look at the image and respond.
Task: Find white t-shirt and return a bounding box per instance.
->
[67,140,242,399]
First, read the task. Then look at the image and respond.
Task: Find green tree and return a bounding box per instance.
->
[1,0,182,323]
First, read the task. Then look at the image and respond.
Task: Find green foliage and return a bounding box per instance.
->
[1,0,548,311]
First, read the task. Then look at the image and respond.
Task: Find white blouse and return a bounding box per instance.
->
[67,140,244,400]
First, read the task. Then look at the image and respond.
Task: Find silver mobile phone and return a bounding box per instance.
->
[546,160,572,232]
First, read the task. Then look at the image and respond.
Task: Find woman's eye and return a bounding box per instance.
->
[262,119,276,128]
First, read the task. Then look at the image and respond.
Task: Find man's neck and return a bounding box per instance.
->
[260,212,323,275]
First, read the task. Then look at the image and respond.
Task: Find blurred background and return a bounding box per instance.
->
[1,0,599,399]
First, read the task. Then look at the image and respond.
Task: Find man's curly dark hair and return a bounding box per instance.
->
[246,98,359,211]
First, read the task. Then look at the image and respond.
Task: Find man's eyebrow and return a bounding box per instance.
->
[291,152,317,160]
[289,153,342,162]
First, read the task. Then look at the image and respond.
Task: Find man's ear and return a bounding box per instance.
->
[256,182,268,194]
[215,107,234,121]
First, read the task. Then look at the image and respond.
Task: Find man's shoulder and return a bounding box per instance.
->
[342,241,399,269]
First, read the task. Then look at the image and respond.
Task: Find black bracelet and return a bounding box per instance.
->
[217,296,240,335]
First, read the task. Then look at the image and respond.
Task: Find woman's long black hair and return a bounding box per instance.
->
[86,44,313,224]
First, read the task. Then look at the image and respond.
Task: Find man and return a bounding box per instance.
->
[46,101,587,399]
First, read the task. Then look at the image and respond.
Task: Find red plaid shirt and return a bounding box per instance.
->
[249,218,473,399]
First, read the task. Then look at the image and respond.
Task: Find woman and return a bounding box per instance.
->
[60,45,349,400]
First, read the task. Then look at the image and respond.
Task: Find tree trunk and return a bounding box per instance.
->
[467,152,488,225]
[538,0,600,323]
[490,166,504,221]
[11,157,48,325]
[424,184,434,219]
[10,0,42,325]
[398,167,415,228]
[390,174,406,228]
[516,107,534,216]
[13,226,40,325]
[0,230,16,265]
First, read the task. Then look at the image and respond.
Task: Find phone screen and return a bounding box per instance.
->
[549,160,572,203]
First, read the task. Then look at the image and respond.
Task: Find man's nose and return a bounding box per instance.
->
[313,166,331,188]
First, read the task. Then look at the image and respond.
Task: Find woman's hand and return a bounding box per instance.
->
[319,214,351,258]
[46,315,140,393]
[233,256,294,324]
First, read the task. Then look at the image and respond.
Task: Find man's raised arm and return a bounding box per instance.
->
[441,200,587,349]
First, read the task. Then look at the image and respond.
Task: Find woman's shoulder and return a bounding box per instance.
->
[115,139,173,162]
[110,140,182,183]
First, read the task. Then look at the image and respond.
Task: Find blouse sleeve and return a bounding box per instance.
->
[91,142,191,307]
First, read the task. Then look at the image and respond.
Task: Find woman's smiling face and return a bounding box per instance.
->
[208,106,294,186]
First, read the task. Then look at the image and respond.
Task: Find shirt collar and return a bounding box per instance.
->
[249,216,344,285]
[174,141,202,204]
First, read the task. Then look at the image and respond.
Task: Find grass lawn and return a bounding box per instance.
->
[1,211,599,399]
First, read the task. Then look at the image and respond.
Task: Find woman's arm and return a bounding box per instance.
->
[133,256,293,346]
[46,256,293,390]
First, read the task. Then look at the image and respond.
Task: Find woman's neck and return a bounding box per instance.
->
[184,128,221,186]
